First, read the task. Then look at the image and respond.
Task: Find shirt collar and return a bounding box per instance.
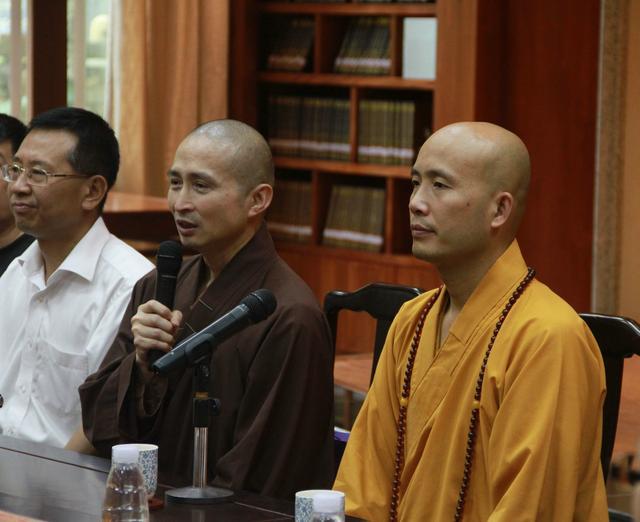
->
[17,217,111,285]
[448,240,530,345]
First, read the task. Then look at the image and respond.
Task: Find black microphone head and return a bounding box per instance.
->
[241,289,277,322]
[156,240,183,276]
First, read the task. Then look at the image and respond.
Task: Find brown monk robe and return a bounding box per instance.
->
[79,224,335,498]
[80,118,335,499]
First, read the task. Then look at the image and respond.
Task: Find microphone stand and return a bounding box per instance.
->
[165,334,234,504]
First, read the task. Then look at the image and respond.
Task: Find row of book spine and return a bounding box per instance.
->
[267,178,386,253]
[360,1,435,3]
[267,95,351,161]
[288,0,348,3]
[266,17,314,72]
[267,178,313,243]
[285,1,434,3]
[358,100,415,165]
[266,94,417,165]
[334,17,390,75]
[323,184,385,252]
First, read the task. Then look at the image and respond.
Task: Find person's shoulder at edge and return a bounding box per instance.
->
[519,279,593,336]
[265,254,324,315]
[505,278,603,369]
[99,234,155,282]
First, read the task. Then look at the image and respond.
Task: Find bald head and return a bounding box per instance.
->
[426,122,531,231]
[189,119,274,193]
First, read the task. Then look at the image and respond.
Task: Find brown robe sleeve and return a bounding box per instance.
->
[210,299,335,497]
[79,270,161,450]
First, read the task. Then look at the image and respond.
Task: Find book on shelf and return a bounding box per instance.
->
[334,17,390,76]
[402,17,437,80]
[322,184,385,253]
[360,1,435,3]
[358,99,415,165]
[267,95,350,162]
[266,17,314,73]
[267,177,312,244]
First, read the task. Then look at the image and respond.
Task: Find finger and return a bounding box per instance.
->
[132,310,175,334]
[137,299,174,321]
[131,322,176,347]
[135,336,173,354]
[170,310,183,330]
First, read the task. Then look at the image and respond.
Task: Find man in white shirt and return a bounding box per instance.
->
[0,107,153,447]
[0,114,33,276]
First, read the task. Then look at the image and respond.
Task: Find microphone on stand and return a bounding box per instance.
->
[149,240,183,364]
[159,290,277,506]
[152,288,277,375]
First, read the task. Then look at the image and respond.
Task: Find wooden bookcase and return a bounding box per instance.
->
[230,1,506,354]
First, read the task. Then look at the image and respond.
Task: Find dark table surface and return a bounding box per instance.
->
[0,435,356,521]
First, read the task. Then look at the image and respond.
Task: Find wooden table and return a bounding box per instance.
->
[0,435,358,521]
[103,191,176,244]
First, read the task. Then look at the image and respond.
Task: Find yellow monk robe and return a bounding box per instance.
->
[334,241,608,521]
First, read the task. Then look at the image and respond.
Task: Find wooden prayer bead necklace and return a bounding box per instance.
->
[388,267,536,522]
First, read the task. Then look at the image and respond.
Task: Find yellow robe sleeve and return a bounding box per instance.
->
[482,319,608,521]
[333,305,405,521]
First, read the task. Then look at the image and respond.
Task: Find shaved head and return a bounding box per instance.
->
[188,119,274,193]
[410,121,532,272]
[427,122,531,232]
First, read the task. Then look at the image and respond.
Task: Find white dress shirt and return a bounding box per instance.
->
[0,217,154,447]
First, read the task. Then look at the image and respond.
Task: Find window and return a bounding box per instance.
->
[67,0,110,116]
[0,0,30,121]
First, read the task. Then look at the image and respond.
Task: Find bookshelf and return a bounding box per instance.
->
[231,0,505,353]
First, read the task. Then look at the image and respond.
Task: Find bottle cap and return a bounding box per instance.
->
[111,444,139,464]
[312,491,343,514]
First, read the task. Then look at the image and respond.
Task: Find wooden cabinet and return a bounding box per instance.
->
[230,1,506,353]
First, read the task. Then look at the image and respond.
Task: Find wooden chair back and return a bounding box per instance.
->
[579,313,640,481]
[324,282,422,384]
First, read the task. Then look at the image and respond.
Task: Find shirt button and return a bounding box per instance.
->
[0,393,3,408]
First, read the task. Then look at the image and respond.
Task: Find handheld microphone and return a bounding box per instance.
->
[150,240,183,363]
[152,288,277,375]
[155,240,182,306]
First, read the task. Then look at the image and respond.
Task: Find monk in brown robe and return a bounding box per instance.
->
[79,120,335,498]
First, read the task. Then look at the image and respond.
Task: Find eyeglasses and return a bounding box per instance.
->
[1,163,89,186]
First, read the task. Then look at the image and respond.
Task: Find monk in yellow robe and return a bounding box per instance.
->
[334,122,608,521]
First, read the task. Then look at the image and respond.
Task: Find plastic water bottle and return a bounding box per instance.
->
[310,491,345,522]
[102,444,150,521]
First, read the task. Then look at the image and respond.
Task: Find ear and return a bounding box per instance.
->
[81,175,109,212]
[490,192,514,230]
[247,183,273,218]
